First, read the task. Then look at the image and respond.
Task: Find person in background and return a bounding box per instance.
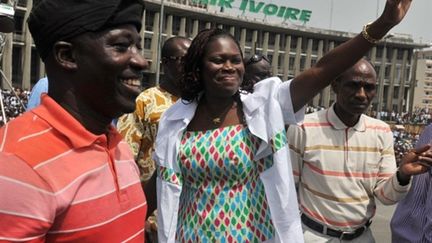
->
[117,36,191,242]
[241,54,272,92]
[391,123,432,243]
[288,58,432,242]
[117,36,191,184]
[0,0,153,241]
[26,77,48,110]
[154,1,414,242]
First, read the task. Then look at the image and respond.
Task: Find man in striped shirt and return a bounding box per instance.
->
[288,58,432,242]
[0,0,151,242]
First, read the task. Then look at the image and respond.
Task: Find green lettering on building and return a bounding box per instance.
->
[248,0,265,13]
[192,0,312,23]
[263,4,278,16]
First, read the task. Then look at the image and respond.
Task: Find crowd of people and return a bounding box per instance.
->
[2,0,432,243]
[0,88,28,126]
[372,108,432,124]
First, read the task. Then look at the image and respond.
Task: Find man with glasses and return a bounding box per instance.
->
[118,36,191,184]
[242,54,272,92]
[117,36,190,241]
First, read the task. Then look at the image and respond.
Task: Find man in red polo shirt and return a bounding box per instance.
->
[0,0,152,242]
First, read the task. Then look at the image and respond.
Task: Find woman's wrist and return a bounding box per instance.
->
[362,19,394,42]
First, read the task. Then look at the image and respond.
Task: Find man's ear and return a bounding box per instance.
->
[52,41,77,70]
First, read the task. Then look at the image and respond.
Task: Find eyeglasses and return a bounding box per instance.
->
[163,56,185,62]
[245,54,270,65]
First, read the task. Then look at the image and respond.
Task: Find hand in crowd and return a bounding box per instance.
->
[399,145,432,180]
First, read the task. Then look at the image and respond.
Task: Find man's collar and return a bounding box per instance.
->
[31,95,123,149]
[327,103,366,132]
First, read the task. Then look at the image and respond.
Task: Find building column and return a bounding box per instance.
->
[239,28,246,54]
[369,46,377,109]
[322,41,334,107]
[293,37,302,76]
[1,33,12,90]
[408,52,418,114]
[166,15,173,38]
[397,50,409,113]
[251,30,258,54]
[179,17,186,37]
[192,20,199,38]
[272,34,280,76]
[39,62,45,79]
[370,46,377,64]
[22,0,33,90]
[262,32,269,55]
[377,46,388,112]
[282,35,291,80]
[140,10,146,57]
[150,12,161,73]
[229,26,235,36]
[385,48,398,112]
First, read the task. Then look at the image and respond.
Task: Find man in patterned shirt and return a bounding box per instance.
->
[117,36,191,184]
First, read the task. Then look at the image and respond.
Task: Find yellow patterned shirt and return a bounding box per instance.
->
[117,86,178,183]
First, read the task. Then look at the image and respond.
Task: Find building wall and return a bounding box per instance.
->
[412,49,432,110]
[0,0,425,113]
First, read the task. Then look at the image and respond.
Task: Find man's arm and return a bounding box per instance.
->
[373,129,409,205]
[287,124,306,186]
[290,0,412,112]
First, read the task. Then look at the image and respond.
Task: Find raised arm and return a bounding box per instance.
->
[290,0,412,112]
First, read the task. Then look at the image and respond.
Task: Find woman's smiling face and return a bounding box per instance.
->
[200,36,245,98]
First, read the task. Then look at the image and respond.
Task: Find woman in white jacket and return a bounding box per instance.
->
[153,1,412,242]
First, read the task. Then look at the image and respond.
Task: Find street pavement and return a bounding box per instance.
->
[371,201,396,243]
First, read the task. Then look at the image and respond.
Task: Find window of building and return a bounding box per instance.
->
[172,16,182,36]
[301,38,309,53]
[300,56,306,71]
[245,29,253,43]
[198,21,207,32]
[17,0,27,7]
[145,10,155,32]
[268,32,275,46]
[376,47,383,59]
[267,53,273,64]
[385,65,391,78]
[13,12,24,35]
[397,49,404,60]
[289,56,295,71]
[12,46,23,87]
[144,33,152,50]
[30,48,41,86]
[393,87,399,99]
[290,36,298,49]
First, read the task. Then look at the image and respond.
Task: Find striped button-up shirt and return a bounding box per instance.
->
[0,95,147,242]
[391,124,432,243]
[288,104,410,232]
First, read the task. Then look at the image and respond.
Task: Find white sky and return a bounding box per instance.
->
[223,0,431,44]
[292,0,431,44]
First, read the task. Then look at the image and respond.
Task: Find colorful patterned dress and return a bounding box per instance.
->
[176,124,275,242]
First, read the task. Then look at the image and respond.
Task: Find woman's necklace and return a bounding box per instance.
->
[204,101,236,125]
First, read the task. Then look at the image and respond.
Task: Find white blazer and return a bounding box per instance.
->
[154,77,305,243]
